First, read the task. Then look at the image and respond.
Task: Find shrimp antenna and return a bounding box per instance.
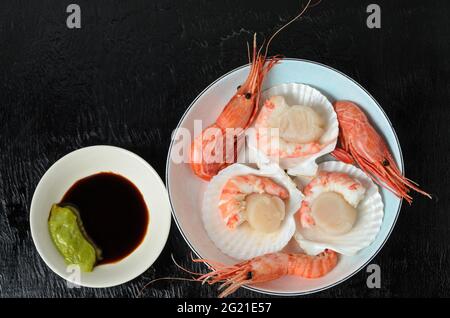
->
[137,254,206,298]
[171,253,204,276]
[263,0,319,58]
[137,277,198,298]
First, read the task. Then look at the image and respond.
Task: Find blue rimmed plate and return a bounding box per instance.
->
[166,59,402,296]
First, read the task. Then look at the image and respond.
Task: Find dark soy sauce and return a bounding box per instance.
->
[61,172,149,265]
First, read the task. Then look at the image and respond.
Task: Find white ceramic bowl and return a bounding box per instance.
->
[166,59,403,296]
[30,145,171,288]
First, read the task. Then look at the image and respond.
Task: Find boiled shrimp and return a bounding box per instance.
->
[219,174,289,229]
[190,0,317,181]
[195,249,338,298]
[190,36,280,181]
[331,101,431,203]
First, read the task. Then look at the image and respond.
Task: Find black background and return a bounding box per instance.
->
[0,0,448,298]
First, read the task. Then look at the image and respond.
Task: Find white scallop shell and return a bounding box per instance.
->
[246,83,339,176]
[202,163,303,260]
[294,161,384,256]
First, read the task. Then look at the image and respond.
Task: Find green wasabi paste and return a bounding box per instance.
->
[48,204,97,272]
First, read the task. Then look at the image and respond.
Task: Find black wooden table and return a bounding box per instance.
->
[0,0,448,298]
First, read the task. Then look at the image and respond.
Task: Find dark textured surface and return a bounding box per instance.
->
[0,0,448,298]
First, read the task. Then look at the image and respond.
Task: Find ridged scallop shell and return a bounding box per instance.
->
[246,83,339,176]
[294,161,384,256]
[202,163,303,260]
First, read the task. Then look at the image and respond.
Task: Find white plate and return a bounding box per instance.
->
[166,59,403,296]
[30,145,171,288]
